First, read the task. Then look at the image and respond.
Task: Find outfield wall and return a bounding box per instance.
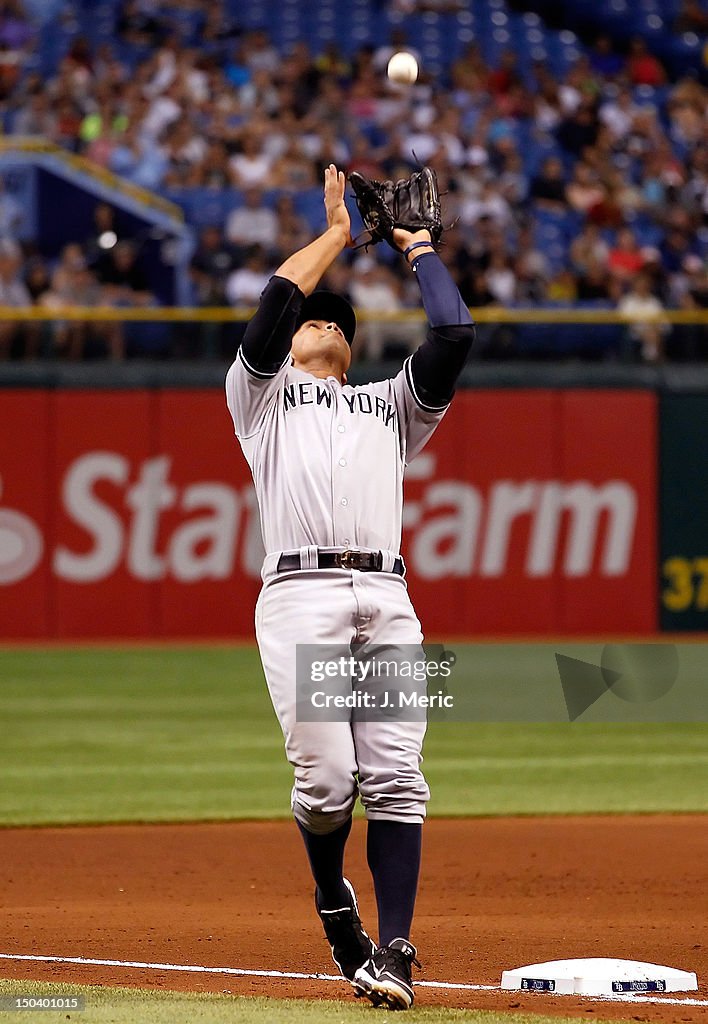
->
[3,382,693,640]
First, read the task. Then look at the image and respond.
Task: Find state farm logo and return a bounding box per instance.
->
[0,451,638,585]
[0,478,44,584]
[52,452,263,583]
[0,453,263,586]
[404,454,637,580]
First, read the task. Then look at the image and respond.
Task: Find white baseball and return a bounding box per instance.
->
[387,51,419,85]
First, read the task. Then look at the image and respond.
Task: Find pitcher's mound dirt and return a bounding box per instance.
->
[1,816,705,1021]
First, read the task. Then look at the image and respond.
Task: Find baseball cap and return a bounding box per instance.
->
[295,290,357,346]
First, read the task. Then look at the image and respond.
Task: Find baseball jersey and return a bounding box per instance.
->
[226,351,446,555]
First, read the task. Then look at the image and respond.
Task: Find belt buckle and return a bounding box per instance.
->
[339,548,364,570]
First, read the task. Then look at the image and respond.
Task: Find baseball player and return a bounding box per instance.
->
[226,164,474,1010]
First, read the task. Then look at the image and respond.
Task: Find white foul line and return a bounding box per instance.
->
[0,953,705,1007]
[0,953,492,991]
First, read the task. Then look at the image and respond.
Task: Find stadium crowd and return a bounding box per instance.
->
[0,0,705,362]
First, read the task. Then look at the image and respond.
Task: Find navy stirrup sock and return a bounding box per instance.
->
[367,820,422,945]
[296,817,352,910]
[411,251,474,327]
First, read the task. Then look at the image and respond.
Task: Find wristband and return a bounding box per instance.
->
[404,240,434,259]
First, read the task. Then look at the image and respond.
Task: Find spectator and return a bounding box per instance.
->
[273,194,311,259]
[487,49,521,97]
[190,225,242,305]
[660,226,697,275]
[144,34,179,97]
[533,78,563,133]
[681,143,708,220]
[41,249,122,360]
[164,116,208,185]
[201,3,240,51]
[0,12,704,365]
[547,268,578,303]
[577,258,613,302]
[65,35,93,77]
[225,188,279,251]
[667,79,707,150]
[349,255,409,360]
[674,0,708,33]
[485,251,517,305]
[242,28,279,74]
[239,66,280,115]
[608,227,646,285]
[570,222,610,274]
[269,138,318,190]
[228,131,275,188]
[345,133,387,181]
[627,38,666,87]
[225,245,273,307]
[603,167,644,217]
[142,78,183,142]
[97,240,153,305]
[556,98,599,156]
[497,150,528,206]
[80,98,126,166]
[108,123,169,190]
[50,98,84,152]
[314,42,352,80]
[625,106,663,161]
[588,35,625,81]
[668,254,706,308]
[618,271,669,363]
[194,140,231,189]
[599,86,639,142]
[0,176,23,236]
[96,238,164,358]
[224,41,251,89]
[459,268,497,307]
[669,255,708,359]
[0,0,34,100]
[116,0,166,47]
[514,226,550,301]
[585,182,625,228]
[565,162,605,214]
[460,181,512,229]
[529,156,567,212]
[0,239,39,358]
[11,88,56,135]
[24,256,51,303]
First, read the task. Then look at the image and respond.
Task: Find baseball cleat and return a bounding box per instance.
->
[316,878,376,981]
[352,937,420,1010]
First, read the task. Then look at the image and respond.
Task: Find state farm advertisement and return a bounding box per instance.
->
[0,388,657,639]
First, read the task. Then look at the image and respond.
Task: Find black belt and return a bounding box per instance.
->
[276,549,405,575]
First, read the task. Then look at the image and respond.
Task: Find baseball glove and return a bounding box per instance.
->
[348,166,443,250]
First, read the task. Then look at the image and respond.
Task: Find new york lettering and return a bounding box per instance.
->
[283,385,397,431]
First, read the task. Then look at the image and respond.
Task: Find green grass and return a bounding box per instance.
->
[0,980,623,1024]
[0,646,706,825]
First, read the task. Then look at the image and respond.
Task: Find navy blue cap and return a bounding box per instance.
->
[295,291,357,346]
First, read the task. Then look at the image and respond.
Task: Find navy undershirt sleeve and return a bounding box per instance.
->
[411,250,474,327]
[408,252,476,409]
[240,275,304,376]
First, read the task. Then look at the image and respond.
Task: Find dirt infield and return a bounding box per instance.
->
[0,816,705,1021]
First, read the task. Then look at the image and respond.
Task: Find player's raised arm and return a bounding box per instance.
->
[235,165,351,379]
[397,224,475,412]
[276,164,352,295]
[350,167,475,411]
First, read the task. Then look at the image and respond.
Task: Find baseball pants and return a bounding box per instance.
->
[255,567,430,834]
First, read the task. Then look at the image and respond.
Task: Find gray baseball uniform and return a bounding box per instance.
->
[226,289,446,831]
